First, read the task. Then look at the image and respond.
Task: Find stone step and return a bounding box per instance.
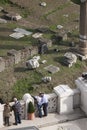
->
[38,108,86,128]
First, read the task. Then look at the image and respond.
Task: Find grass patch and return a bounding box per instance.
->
[49,25,57,31]
[0,0,11,4]
[13,70,42,99]
[21,9,30,18]
[43,2,70,20]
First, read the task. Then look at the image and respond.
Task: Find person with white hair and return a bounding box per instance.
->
[12,97,21,125]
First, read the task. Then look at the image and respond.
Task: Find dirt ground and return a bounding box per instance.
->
[8,0,79,29]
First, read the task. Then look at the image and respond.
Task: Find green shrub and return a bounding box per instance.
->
[0,0,10,4]
[71,0,81,5]
[27,101,35,113]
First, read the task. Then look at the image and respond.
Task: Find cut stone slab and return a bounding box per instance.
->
[26,58,40,69]
[63,52,77,67]
[42,76,51,82]
[10,32,24,39]
[0,6,3,11]
[44,65,60,74]
[32,33,43,38]
[40,2,47,7]
[0,18,7,23]
[5,12,22,21]
[57,25,63,29]
[41,60,47,64]
[14,28,32,36]
[63,14,69,17]
[76,53,87,60]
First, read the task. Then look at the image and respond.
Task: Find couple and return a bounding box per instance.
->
[35,93,48,118]
[3,98,21,126]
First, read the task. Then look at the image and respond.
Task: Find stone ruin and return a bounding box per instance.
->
[40,2,47,7]
[26,56,40,69]
[42,76,51,83]
[63,52,77,67]
[32,32,43,39]
[54,32,67,43]
[0,46,38,72]
[39,37,52,47]
[5,12,22,21]
[10,28,32,39]
[44,65,60,74]
[38,37,52,54]
[7,49,21,64]
[0,18,7,24]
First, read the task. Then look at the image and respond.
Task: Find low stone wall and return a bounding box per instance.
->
[0,46,38,72]
[0,89,81,128]
[47,93,57,113]
[73,88,81,109]
[35,93,58,117]
[20,90,80,119]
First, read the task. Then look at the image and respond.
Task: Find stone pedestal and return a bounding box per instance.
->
[22,93,34,119]
[75,77,87,114]
[54,85,73,114]
[0,104,4,128]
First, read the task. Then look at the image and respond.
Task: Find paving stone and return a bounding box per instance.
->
[44,65,60,74]
[14,28,32,36]
[32,33,43,38]
[10,32,24,39]
[9,126,39,130]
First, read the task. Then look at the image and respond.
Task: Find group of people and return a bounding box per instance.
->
[3,97,21,126]
[3,92,48,126]
[34,92,48,118]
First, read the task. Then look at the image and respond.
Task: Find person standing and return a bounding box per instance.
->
[35,96,42,118]
[3,102,11,126]
[39,93,48,117]
[12,98,21,125]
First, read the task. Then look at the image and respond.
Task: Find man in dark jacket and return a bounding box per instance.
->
[12,98,21,125]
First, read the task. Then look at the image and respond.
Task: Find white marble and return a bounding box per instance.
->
[0,104,4,128]
[54,85,74,114]
[75,77,87,114]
